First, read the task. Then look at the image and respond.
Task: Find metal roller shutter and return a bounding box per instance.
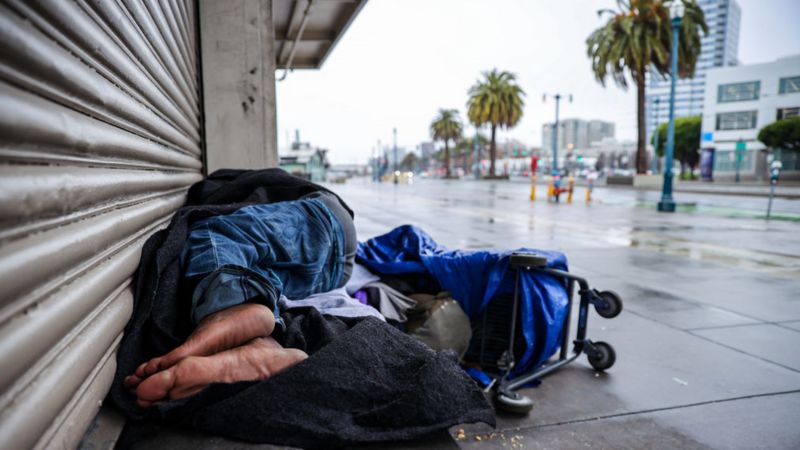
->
[0,1,203,448]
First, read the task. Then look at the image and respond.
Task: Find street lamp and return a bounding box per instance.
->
[393,127,398,185]
[657,1,684,213]
[651,97,661,174]
[544,93,572,176]
[473,127,481,179]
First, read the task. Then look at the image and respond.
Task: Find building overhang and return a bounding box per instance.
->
[273,0,367,70]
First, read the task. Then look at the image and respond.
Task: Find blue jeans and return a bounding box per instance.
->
[181,194,351,327]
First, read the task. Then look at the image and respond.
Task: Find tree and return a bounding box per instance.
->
[758,117,800,150]
[651,115,701,177]
[430,109,463,178]
[587,0,707,174]
[400,152,419,172]
[466,69,525,177]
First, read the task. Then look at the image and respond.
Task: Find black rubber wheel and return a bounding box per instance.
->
[594,290,623,319]
[509,253,548,270]
[588,341,616,371]
[495,390,534,414]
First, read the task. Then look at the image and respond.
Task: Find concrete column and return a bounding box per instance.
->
[199,0,278,173]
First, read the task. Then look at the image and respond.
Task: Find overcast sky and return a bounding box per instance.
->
[276,0,800,164]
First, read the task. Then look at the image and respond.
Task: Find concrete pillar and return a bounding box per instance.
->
[199,0,278,173]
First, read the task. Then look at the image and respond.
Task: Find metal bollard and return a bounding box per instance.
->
[586,172,597,204]
[530,175,537,201]
[567,176,574,204]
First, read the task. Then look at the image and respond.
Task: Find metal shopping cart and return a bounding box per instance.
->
[464,252,623,414]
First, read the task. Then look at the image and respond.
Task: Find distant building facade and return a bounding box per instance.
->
[541,119,615,169]
[279,130,329,182]
[700,54,800,181]
[646,0,741,137]
[418,141,436,159]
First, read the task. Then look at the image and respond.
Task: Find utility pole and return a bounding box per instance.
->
[375,139,381,182]
[652,97,661,174]
[543,93,571,176]
[474,128,481,179]
[393,127,398,184]
[657,2,683,213]
[552,94,561,176]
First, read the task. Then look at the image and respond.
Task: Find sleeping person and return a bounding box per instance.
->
[123,191,356,407]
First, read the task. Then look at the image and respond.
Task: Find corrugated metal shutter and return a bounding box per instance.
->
[0,1,203,448]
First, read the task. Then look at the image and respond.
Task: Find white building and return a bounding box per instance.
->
[646,0,741,137]
[700,54,800,181]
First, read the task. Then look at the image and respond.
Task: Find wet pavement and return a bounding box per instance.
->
[335,177,800,449]
[119,177,800,449]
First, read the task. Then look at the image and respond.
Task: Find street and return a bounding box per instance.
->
[330,177,800,449]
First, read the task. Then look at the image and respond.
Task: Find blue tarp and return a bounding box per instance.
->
[356,225,570,375]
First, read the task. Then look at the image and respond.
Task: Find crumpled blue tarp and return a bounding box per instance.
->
[356,225,570,375]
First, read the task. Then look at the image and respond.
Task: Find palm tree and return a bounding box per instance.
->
[586,0,707,174]
[430,109,463,178]
[466,69,525,177]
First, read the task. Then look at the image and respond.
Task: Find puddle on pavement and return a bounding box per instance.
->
[636,201,800,222]
[629,235,800,278]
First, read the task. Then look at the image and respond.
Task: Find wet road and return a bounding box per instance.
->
[329,177,800,450]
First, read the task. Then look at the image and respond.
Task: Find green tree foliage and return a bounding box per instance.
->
[430,108,463,178]
[400,152,419,172]
[466,69,525,177]
[587,0,707,174]
[651,115,701,176]
[758,117,800,150]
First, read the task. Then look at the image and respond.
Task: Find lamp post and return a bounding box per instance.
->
[550,94,561,176]
[543,93,572,176]
[651,97,661,174]
[473,128,481,179]
[657,2,683,213]
[375,139,381,182]
[393,127,398,184]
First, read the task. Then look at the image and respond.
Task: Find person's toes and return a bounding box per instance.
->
[134,357,163,379]
[124,374,142,390]
[136,369,178,404]
[155,345,193,372]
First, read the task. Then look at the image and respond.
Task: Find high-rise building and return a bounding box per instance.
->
[541,119,615,154]
[646,0,741,137]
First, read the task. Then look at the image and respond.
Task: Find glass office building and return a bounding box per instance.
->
[645,0,741,137]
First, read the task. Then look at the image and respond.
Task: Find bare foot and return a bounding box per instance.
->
[124,303,275,390]
[135,337,307,407]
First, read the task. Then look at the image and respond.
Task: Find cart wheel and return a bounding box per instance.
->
[588,341,616,371]
[594,290,623,318]
[509,253,548,270]
[495,390,534,414]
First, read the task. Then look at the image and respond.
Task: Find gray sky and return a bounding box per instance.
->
[276,0,800,164]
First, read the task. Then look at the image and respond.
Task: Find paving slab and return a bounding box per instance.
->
[779,320,800,332]
[480,309,800,431]
[587,277,760,330]
[452,392,800,450]
[691,324,800,371]
[117,421,458,450]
